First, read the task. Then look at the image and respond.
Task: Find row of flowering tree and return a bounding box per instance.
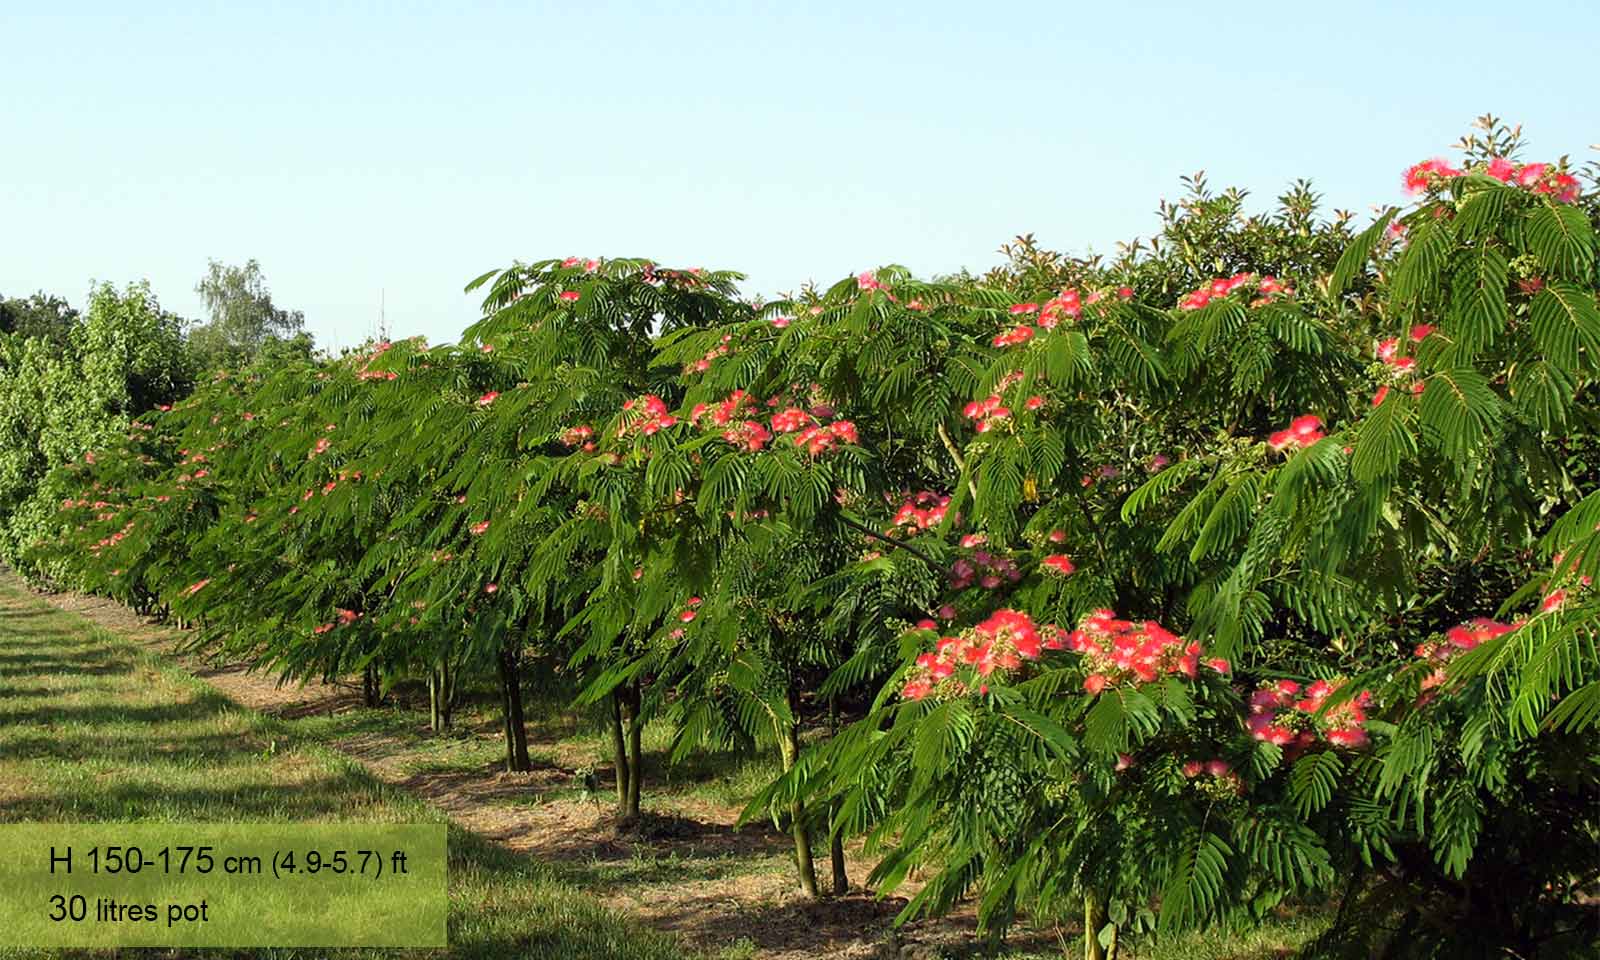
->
[29,119,1599,958]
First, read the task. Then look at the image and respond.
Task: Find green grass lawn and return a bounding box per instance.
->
[0,578,692,960]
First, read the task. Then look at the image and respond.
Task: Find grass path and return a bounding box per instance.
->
[0,574,691,960]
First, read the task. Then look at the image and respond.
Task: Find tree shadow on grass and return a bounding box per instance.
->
[2,730,269,766]
[0,694,243,728]
[0,685,63,698]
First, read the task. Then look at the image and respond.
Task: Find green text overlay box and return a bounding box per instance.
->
[0,823,447,947]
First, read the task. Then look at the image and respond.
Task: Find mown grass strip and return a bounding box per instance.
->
[0,578,692,960]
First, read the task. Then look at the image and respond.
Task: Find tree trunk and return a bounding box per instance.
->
[829,799,849,896]
[621,681,643,822]
[429,659,454,733]
[441,658,454,729]
[498,645,530,772]
[777,717,820,899]
[428,670,440,733]
[609,689,631,809]
[1084,889,1116,960]
[827,698,848,896]
[362,662,381,708]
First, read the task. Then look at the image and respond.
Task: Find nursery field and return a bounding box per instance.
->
[4,119,1598,959]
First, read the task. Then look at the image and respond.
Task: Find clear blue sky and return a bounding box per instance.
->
[5,1,1596,351]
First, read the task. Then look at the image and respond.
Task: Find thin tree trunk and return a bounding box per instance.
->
[440,657,454,730]
[497,645,530,772]
[829,800,848,896]
[428,670,441,733]
[499,661,515,768]
[777,717,820,899]
[610,689,631,809]
[622,681,643,821]
[1084,889,1115,960]
[362,662,381,708]
[827,698,848,896]
[429,659,454,733]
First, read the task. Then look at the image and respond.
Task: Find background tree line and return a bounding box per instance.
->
[0,260,309,568]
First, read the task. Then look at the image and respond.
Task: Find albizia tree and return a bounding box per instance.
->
[770,122,1598,959]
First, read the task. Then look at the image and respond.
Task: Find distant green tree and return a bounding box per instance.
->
[189,259,308,369]
[0,280,192,574]
[0,292,79,347]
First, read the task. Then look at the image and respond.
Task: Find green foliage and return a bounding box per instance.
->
[188,259,309,371]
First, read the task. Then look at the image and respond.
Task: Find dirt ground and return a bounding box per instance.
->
[19,577,1049,960]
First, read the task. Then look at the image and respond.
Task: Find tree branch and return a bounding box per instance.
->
[937,422,979,500]
[835,513,938,566]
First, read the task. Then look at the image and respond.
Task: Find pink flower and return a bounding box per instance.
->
[679,609,697,623]
[1182,760,1204,777]
[1046,529,1067,543]
[1024,395,1045,411]
[1485,157,1516,182]
[1403,157,1461,194]
[558,290,580,303]
[1543,173,1581,203]
[1083,673,1108,695]
[470,520,490,536]
[1409,324,1434,342]
[772,316,792,328]
[1541,589,1567,613]
[477,391,499,406]
[992,324,1036,348]
[1325,728,1368,748]
[1009,302,1039,315]
[1372,385,1390,407]
[1516,162,1548,187]
[1041,554,1076,577]
[1268,414,1325,452]
[185,579,210,596]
